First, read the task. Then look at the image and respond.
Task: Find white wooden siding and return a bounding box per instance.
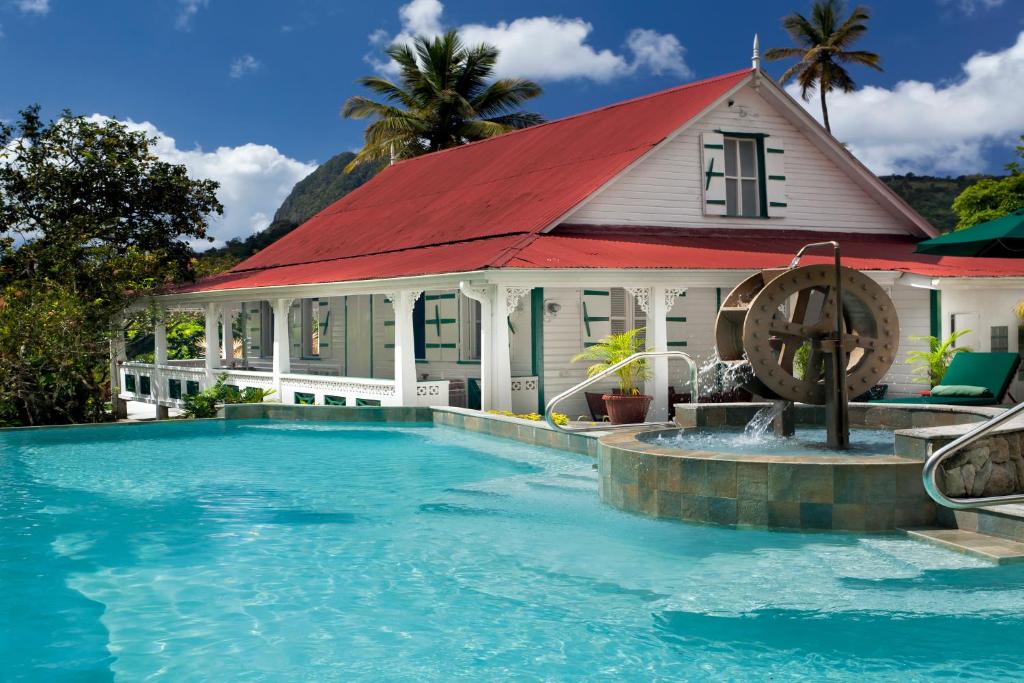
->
[880,284,930,398]
[565,85,917,235]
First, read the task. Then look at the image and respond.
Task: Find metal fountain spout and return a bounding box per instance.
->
[713,242,900,450]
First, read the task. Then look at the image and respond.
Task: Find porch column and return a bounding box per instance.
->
[221,304,235,364]
[639,286,687,422]
[491,286,530,413]
[153,311,169,420]
[460,282,493,410]
[388,289,423,406]
[272,298,293,392]
[109,322,128,420]
[204,302,220,384]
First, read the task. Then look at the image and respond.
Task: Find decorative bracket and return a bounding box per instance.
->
[384,290,423,312]
[626,287,652,314]
[503,287,532,317]
[663,287,687,310]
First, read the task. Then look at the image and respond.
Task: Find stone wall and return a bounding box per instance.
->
[938,434,1024,498]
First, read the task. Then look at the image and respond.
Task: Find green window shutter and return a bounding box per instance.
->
[424,290,459,361]
[581,289,611,348]
[667,296,688,351]
[765,144,787,217]
[700,131,727,216]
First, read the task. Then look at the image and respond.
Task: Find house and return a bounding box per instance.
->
[116,57,1024,420]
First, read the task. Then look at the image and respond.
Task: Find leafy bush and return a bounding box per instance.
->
[181,373,276,418]
[907,330,973,387]
[488,410,569,426]
[570,328,651,395]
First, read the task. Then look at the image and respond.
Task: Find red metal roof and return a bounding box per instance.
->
[227,69,751,275]
[174,228,1024,293]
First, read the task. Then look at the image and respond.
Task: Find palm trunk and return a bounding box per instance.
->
[820,87,831,134]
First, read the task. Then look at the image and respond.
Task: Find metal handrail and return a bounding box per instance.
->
[544,351,698,433]
[922,401,1024,509]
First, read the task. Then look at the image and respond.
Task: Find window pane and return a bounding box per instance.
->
[741,179,757,216]
[739,140,756,177]
[724,138,737,176]
[726,178,738,215]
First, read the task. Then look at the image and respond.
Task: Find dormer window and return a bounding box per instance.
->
[701,131,786,219]
[724,136,760,217]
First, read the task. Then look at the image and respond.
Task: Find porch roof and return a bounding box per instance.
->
[173,227,1024,294]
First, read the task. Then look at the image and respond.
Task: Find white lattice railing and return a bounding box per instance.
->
[118,363,450,408]
[511,376,540,414]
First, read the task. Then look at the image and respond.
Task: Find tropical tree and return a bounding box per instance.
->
[952,135,1024,229]
[0,106,221,425]
[764,0,881,134]
[342,30,544,171]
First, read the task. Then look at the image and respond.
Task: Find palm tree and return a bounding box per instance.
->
[763,0,881,134]
[341,30,544,171]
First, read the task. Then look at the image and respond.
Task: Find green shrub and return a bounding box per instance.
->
[181,373,276,418]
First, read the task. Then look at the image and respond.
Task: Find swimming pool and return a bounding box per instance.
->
[3,418,1024,680]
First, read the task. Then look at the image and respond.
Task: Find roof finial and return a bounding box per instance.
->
[389,142,396,166]
[752,33,760,71]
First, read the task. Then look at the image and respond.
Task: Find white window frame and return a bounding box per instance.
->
[724,136,760,218]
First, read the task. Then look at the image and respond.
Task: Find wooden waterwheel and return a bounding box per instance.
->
[714,265,899,404]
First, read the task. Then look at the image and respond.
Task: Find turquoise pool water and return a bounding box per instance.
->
[3,419,1024,681]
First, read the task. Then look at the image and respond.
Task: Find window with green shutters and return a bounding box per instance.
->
[701,130,785,218]
[581,289,611,348]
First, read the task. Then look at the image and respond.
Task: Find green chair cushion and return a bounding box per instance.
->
[930,384,992,397]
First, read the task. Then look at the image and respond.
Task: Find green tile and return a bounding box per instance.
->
[680,459,707,495]
[737,499,769,527]
[864,468,899,504]
[767,501,801,528]
[679,495,709,522]
[831,503,867,531]
[864,504,896,531]
[795,466,834,504]
[708,497,738,525]
[610,453,638,485]
[737,463,769,500]
[656,491,682,518]
[768,465,799,502]
[657,457,684,493]
[705,461,737,498]
[799,502,833,530]
[833,467,867,504]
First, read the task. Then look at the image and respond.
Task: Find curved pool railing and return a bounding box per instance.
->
[544,351,698,434]
[923,400,1024,509]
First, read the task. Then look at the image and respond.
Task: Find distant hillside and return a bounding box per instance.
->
[880,173,995,232]
[197,151,381,267]
[196,156,997,274]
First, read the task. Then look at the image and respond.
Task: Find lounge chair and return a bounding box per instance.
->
[871,352,1021,406]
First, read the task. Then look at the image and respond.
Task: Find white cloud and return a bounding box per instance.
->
[229,54,260,79]
[176,0,208,30]
[786,31,1024,175]
[940,0,1005,14]
[87,116,316,247]
[16,0,49,15]
[370,0,691,83]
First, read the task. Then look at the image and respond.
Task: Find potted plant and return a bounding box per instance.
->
[571,328,652,424]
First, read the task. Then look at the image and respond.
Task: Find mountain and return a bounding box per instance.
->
[196,151,381,269]
[880,173,995,232]
[196,153,995,275]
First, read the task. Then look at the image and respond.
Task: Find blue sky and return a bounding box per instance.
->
[1,0,1022,244]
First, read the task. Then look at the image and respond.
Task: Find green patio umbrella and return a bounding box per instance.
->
[915,209,1024,257]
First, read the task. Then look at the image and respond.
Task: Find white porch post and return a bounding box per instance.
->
[272,298,292,393]
[649,287,669,422]
[460,282,493,410]
[204,302,220,384]
[221,304,235,364]
[109,322,127,420]
[637,286,686,422]
[491,286,530,413]
[153,311,169,419]
[388,289,423,406]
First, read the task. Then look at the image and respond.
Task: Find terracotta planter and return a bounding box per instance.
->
[602,393,652,424]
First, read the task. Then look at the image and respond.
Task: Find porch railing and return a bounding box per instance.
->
[117,362,450,408]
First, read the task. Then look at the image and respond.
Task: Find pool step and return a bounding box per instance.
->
[936,504,1024,544]
[902,527,1024,564]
